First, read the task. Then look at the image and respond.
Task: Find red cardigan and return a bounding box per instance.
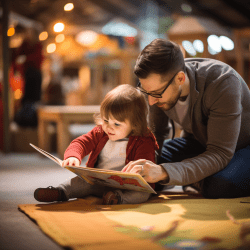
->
[64,125,159,186]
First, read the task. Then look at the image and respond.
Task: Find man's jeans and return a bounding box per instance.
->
[158,137,250,198]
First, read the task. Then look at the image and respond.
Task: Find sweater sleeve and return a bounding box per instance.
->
[64,126,102,163]
[162,75,242,186]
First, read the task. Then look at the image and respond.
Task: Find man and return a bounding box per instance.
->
[122,39,250,198]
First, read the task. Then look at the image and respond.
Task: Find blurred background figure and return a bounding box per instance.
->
[11,27,44,127]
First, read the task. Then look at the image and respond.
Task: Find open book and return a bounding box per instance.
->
[30,144,156,194]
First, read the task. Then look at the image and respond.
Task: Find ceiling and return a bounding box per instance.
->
[2,0,250,35]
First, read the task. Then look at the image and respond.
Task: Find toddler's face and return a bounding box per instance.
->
[101,115,133,141]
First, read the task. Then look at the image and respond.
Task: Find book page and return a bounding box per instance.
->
[66,166,156,194]
[29,143,63,166]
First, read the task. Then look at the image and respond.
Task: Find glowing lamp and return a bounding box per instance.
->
[64,3,74,11]
[75,31,98,46]
[47,43,56,53]
[54,23,65,32]
[39,31,48,41]
[7,26,15,37]
[55,34,65,43]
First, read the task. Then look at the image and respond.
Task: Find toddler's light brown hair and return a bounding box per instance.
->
[95,84,148,136]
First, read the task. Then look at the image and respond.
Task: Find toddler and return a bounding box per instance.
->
[34,84,159,205]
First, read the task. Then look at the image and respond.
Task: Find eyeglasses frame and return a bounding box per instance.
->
[137,71,180,98]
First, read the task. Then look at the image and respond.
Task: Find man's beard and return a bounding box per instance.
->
[157,91,181,111]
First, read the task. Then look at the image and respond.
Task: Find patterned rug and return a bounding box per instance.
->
[18,192,250,250]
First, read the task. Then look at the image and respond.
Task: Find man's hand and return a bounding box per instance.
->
[122,159,169,183]
[62,157,80,167]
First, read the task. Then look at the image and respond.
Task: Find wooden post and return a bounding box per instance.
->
[120,54,132,85]
[94,59,103,104]
[2,0,11,153]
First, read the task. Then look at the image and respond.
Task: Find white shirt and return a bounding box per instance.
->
[97,138,129,171]
[173,94,192,134]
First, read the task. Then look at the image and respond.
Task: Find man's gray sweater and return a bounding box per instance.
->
[149,58,250,186]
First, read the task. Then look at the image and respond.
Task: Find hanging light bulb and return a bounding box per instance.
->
[54,23,65,32]
[64,3,74,11]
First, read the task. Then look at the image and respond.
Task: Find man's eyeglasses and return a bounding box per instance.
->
[137,71,179,98]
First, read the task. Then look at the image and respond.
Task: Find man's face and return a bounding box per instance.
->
[139,73,182,111]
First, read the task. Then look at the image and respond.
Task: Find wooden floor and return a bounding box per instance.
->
[0,152,78,250]
[0,151,182,250]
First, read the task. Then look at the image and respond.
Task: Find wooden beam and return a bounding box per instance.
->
[220,0,250,23]
[90,0,136,23]
[236,28,250,38]
[185,0,235,27]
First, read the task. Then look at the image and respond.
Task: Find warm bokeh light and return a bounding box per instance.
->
[47,43,56,53]
[7,26,15,36]
[9,35,23,48]
[54,23,65,32]
[75,30,98,46]
[64,3,74,11]
[82,34,119,54]
[39,31,48,41]
[55,34,65,43]
[14,89,23,100]
[55,36,85,61]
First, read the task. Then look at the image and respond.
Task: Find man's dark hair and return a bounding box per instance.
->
[134,39,185,79]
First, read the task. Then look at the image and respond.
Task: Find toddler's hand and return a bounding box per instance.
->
[62,157,80,167]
